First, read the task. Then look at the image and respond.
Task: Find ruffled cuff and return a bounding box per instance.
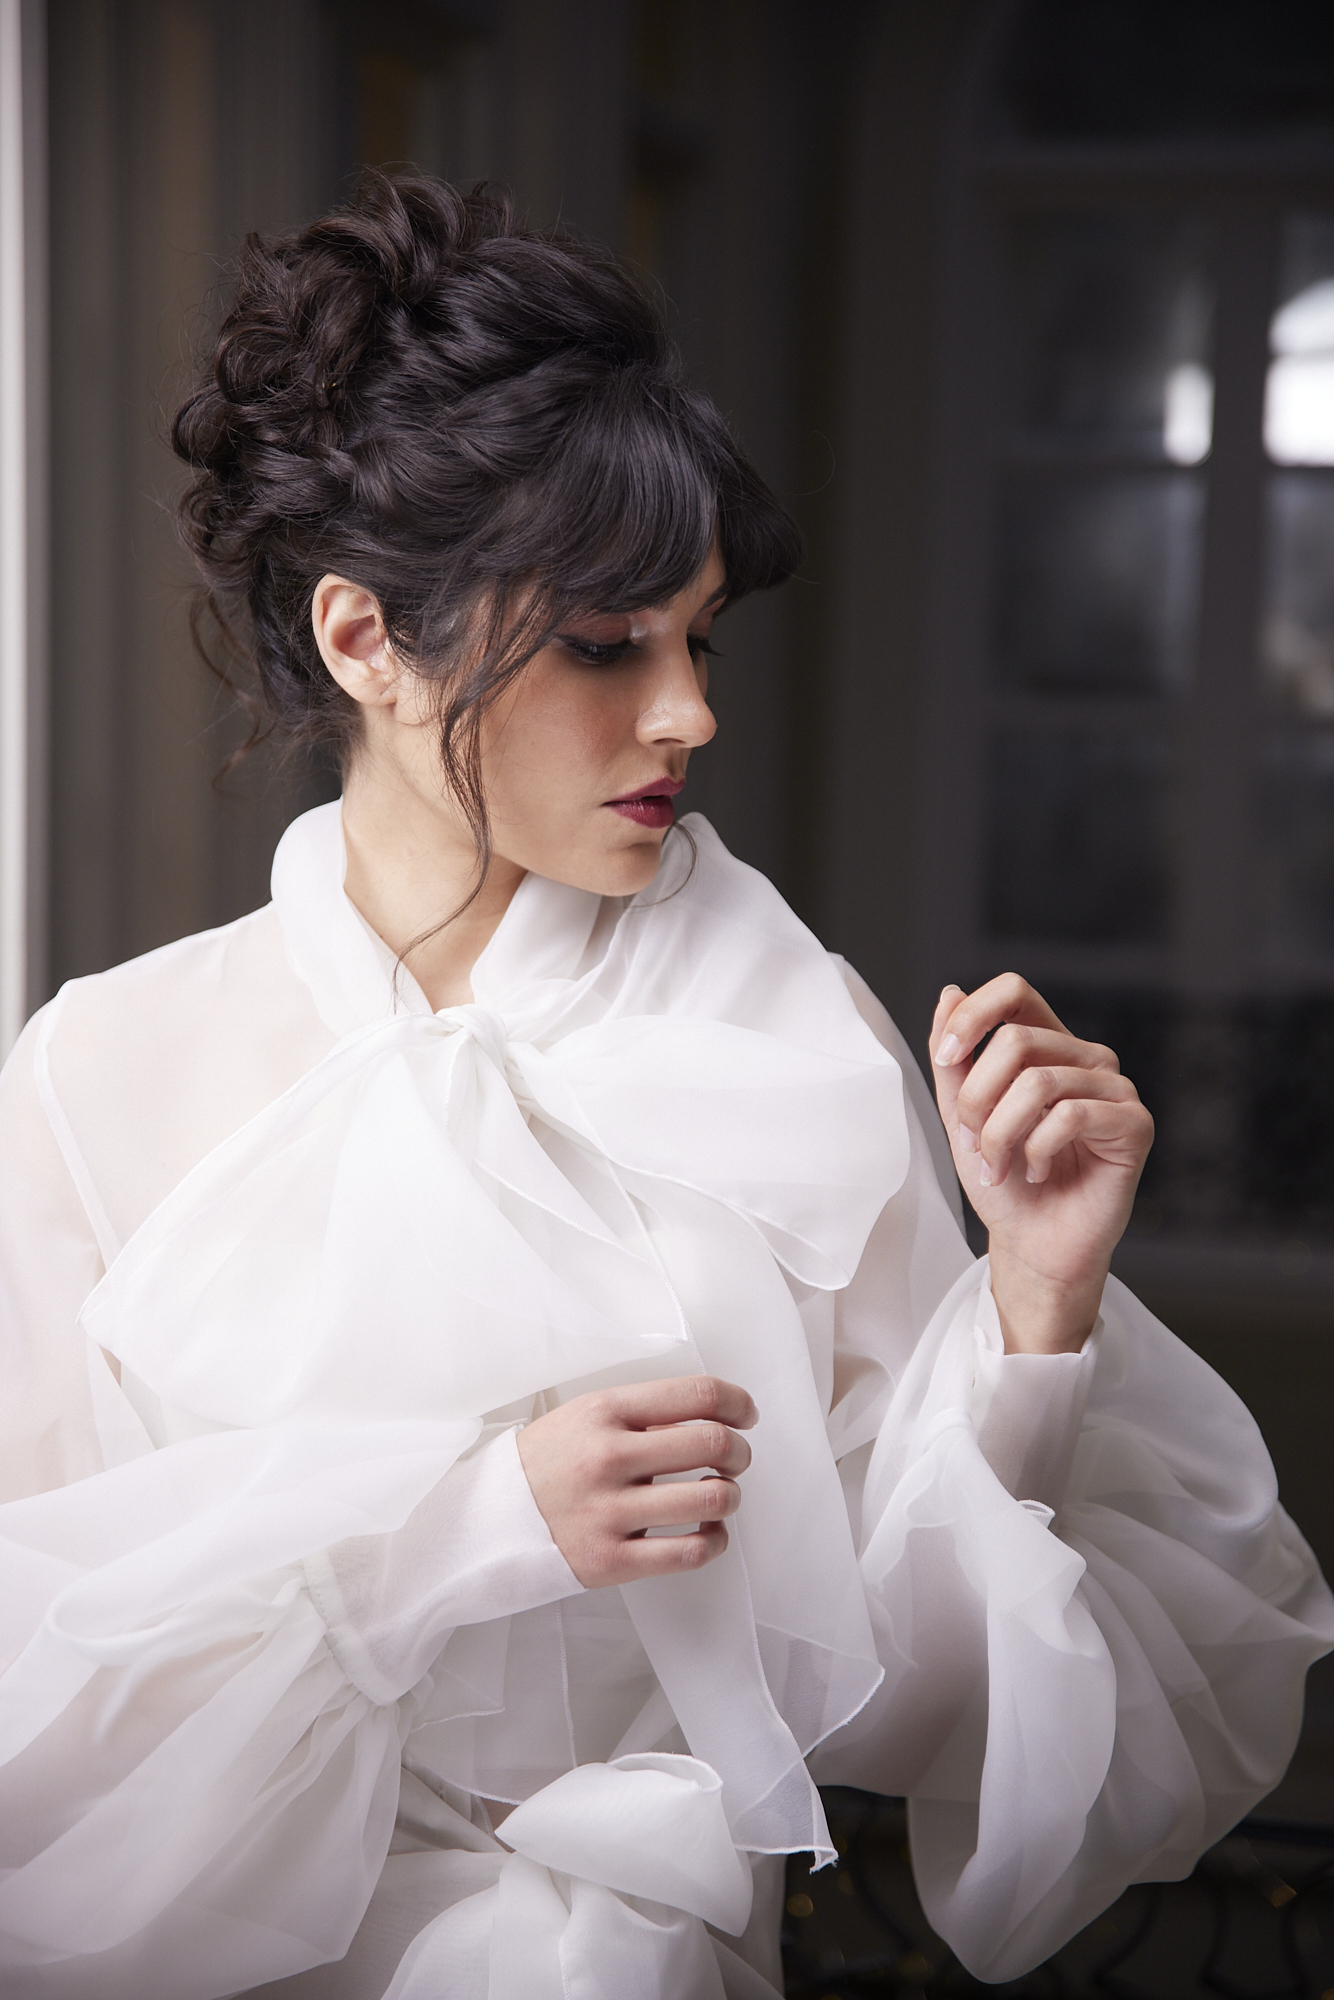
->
[970,1280,1099,1514]
[305,1425,584,1704]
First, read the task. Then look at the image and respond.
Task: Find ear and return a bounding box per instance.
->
[311,575,398,707]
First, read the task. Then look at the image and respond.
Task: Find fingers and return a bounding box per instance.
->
[956,1025,1118,1154]
[931,973,1068,1071]
[616,1520,730,1577]
[600,1375,758,1435]
[1022,1095,1155,1186]
[616,1474,742,1534]
[569,1468,742,1590]
[930,980,1135,1183]
[615,1419,751,1481]
[588,1480,741,1585]
[516,1375,758,1589]
[968,1064,1139,1185]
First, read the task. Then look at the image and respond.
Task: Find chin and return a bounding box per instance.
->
[551,830,666,899]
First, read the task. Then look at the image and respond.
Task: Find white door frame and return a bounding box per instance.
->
[0,0,46,1059]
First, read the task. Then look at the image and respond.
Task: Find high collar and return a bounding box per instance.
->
[270,800,607,1040]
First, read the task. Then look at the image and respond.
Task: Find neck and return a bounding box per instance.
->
[338,762,525,1011]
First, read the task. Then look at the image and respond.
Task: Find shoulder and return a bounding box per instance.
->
[48,902,328,1079]
[37,906,337,1250]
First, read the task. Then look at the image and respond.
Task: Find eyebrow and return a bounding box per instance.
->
[695,582,729,613]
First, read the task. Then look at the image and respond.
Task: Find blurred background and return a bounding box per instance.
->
[4,0,1334,1988]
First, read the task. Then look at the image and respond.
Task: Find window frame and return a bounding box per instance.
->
[915,127,1334,1284]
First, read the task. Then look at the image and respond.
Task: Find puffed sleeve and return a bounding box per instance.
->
[0,1011,108,1501]
[811,964,1334,1981]
[0,1022,578,2000]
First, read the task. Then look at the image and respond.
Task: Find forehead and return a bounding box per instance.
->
[645,546,727,617]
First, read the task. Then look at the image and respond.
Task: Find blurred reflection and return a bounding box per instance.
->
[984,729,1169,944]
[1265,214,1334,468]
[1006,211,1214,457]
[995,473,1202,693]
[1163,361,1213,465]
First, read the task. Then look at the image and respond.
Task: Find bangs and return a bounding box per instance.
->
[482,366,803,623]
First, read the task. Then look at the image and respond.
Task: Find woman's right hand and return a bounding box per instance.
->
[515,1375,757,1587]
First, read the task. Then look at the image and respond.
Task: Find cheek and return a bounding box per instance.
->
[495,676,632,794]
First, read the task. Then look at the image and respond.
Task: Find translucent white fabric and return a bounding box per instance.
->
[0,805,1330,1997]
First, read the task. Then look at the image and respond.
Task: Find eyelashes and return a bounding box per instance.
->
[556,634,722,668]
[557,636,635,666]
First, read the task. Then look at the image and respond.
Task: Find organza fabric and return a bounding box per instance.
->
[0,806,1329,1998]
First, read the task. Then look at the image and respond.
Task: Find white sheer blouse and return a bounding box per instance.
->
[0,806,1329,2000]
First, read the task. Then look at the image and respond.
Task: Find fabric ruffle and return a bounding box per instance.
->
[0,1421,477,1996]
[811,1265,1334,1980]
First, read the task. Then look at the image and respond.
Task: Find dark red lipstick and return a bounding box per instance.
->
[605,775,686,830]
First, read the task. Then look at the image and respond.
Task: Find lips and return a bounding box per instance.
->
[605,775,685,831]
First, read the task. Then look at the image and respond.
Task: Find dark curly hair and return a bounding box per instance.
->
[172,172,802,881]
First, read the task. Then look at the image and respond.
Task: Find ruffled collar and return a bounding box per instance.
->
[270,800,611,1039]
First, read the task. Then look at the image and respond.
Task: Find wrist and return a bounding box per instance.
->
[986,1246,1104,1356]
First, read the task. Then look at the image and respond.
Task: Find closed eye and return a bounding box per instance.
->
[556,633,722,668]
[557,634,637,667]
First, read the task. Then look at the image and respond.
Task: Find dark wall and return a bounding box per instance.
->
[40,0,978,1006]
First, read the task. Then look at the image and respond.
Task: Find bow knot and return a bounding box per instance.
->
[432,1002,511,1077]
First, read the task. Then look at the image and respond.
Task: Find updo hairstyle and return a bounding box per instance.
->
[173,172,802,869]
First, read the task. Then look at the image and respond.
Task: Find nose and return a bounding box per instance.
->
[636,644,717,751]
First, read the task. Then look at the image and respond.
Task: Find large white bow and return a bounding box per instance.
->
[82,997,905,1428]
[77,810,910,1865]
[382,1755,773,2000]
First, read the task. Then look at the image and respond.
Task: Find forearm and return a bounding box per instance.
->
[308,1424,584,1703]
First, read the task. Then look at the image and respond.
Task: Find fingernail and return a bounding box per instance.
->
[979,1159,992,1187]
[1026,1166,1037,1183]
[958,1124,977,1153]
[936,1033,960,1065]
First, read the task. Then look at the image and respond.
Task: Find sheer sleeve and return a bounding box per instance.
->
[0,1019,578,1999]
[0,1010,107,1502]
[813,962,1334,1981]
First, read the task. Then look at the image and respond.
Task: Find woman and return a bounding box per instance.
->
[0,175,1329,2000]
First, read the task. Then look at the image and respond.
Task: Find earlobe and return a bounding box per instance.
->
[311,574,397,708]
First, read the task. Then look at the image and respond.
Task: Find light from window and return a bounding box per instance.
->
[1163,361,1213,464]
[1265,279,1334,466]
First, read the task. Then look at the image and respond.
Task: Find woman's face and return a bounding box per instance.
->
[319,548,726,900]
[478,547,725,896]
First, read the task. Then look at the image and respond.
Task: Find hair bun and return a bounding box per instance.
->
[173,170,800,830]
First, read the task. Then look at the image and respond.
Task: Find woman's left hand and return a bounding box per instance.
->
[930,975,1155,1356]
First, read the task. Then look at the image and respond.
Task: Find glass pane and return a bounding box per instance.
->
[1006,212,1214,458]
[984,729,1169,944]
[1261,471,1334,715]
[1258,731,1334,957]
[994,473,1203,694]
[1266,213,1334,468]
[1246,996,1334,1236]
